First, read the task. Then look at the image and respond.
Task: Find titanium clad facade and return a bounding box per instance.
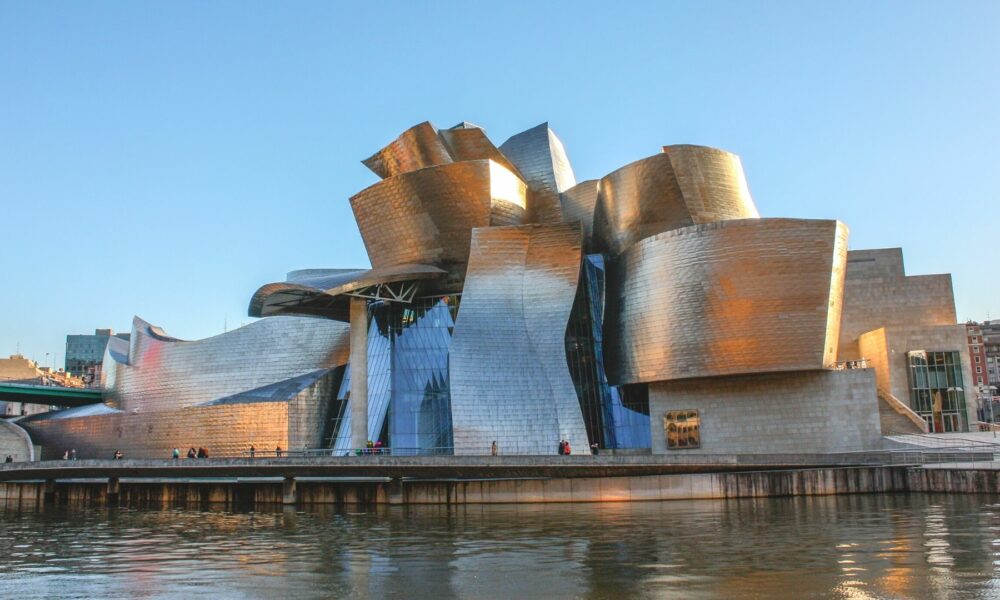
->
[450,224,590,455]
[362,121,453,179]
[499,123,577,225]
[437,123,523,177]
[606,218,848,385]
[102,316,350,413]
[593,149,760,256]
[559,180,600,251]
[350,160,527,271]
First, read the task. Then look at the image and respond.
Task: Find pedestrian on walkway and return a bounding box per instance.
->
[491,440,498,456]
[275,445,283,457]
[249,445,256,458]
[187,447,197,459]
[172,447,180,459]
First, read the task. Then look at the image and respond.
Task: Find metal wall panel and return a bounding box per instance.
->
[361,121,453,179]
[450,224,590,455]
[606,218,848,385]
[499,123,577,225]
[350,160,526,271]
[559,179,600,252]
[102,316,350,413]
[437,123,523,178]
[593,147,759,256]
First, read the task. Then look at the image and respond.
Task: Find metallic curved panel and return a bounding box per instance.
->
[593,147,759,255]
[499,123,577,225]
[350,159,527,271]
[361,121,452,179]
[249,263,447,320]
[559,179,600,251]
[102,315,350,413]
[450,223,590,455]
[606,218,848,385]
[437,122,523,178]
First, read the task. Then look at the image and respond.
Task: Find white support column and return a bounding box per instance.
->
[350,297,369,451]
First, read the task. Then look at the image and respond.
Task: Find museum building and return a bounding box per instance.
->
[18,121,974,458]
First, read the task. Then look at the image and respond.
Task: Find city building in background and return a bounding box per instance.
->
[15,120,977,458]
[0,354,82,417]
[65,329,130,380]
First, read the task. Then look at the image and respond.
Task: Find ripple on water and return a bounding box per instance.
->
[0,494,998,599]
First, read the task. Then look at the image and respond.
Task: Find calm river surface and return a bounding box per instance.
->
[1,493,999,599]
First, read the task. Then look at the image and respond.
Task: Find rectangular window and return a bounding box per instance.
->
[907,351,968,433]
[664,410,700,449]
[977,366,982,374]
[976,356,981,363]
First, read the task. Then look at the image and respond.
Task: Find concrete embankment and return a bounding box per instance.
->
[2,466,999,507]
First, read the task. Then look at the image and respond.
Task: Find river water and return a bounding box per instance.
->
[0,493,998,599]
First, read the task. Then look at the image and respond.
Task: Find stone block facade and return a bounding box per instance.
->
[648,369,882,454]
[838,248,956,361]
[859,324,976,427]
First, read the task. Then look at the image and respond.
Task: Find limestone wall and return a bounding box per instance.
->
[838,249,956,361]
[647,369,882,454]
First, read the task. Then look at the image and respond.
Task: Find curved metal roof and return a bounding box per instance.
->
[248,263,448,320]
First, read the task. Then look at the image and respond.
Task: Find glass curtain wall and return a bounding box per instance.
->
[330,295,458,455]
[907,350,969,432]
[565,255,650,449]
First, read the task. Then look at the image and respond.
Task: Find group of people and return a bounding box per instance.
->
[61,449,78,460]
[361,440,385,455]
[558,439,572,455]
[247,445,283,458]
[170,447,210,459]
[4,455,13,463]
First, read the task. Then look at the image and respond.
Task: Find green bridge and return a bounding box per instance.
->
[0,382,103,407]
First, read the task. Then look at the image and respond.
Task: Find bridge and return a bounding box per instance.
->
[0,382,103,407]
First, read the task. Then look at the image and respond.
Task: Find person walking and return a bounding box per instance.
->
[249,445,256,458]
[172,447,180,460]
[4,455,12,463]
[491,440,498,456]
[113,449,123,460]
[187,447,197,459]
[275,445,283,457]
[70,449,77,460]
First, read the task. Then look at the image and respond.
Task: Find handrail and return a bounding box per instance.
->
[878,388,930,433]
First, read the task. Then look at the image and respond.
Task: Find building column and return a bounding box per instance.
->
[350,297,369,451]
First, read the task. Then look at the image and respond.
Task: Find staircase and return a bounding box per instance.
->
[877,389,928,435]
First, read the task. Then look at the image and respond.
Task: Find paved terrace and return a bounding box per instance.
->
[1,450,994,482]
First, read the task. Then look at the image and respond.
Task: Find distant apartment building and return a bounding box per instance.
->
[981,320,1000,392]
[65,329,129,378]
[967,322,989,387]
[0,354,58,417]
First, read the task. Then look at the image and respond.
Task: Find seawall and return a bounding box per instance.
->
[2,466,998,508]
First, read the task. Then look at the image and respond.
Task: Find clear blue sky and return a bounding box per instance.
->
[2,1,998,368]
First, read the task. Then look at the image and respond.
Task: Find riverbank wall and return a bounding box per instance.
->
[2,466,999,508]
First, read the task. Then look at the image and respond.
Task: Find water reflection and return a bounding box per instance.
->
[0,494,998,599]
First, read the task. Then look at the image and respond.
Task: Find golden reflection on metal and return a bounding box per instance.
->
[594,146,759,256]
[559,179,600,251]
[362,121,452,179]
[350,159,527,271]
[606,218,848,385]
[438,122,524,178]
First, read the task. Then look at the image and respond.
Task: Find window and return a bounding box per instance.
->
[977,366,982,374]
[907,351,968,433]
[976,356,981,363]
